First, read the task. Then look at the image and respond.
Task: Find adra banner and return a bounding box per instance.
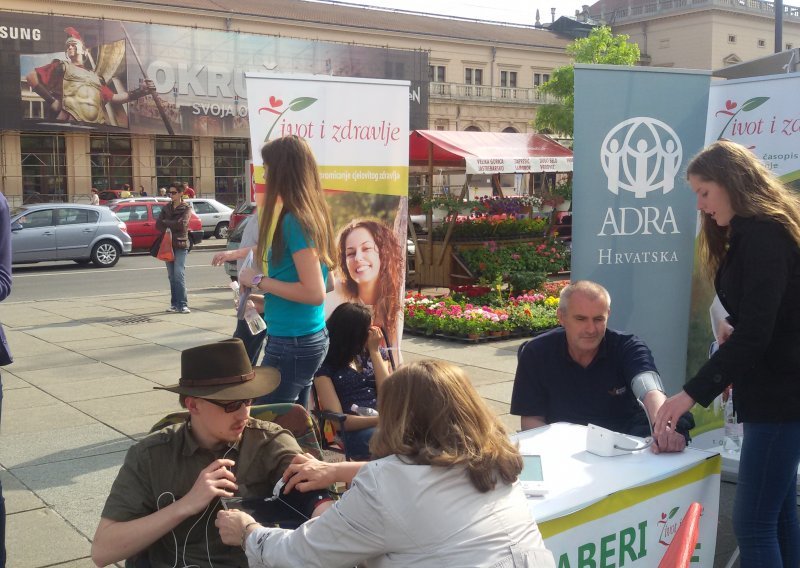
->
[571,65,710,394]
[245,73,410,362]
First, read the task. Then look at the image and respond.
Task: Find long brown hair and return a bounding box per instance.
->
[687,140,800,279]
[256,136,335,268]
[370,361,523,493]
[337,219,403,344]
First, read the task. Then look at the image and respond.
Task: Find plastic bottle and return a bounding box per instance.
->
[351,404,379,417]
[723,389,743,453]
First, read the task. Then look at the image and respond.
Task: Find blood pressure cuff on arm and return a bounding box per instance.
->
[238,488,331,529]
[626,411,695,445]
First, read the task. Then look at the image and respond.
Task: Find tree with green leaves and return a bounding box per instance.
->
[534,26,640,137]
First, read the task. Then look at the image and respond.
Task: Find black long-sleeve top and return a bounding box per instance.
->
[684,215,800,422]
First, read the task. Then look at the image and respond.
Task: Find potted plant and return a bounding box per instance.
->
[553,180,572,212]
[408,186,424,215]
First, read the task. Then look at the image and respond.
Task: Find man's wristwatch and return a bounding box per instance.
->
[251,273,264,288]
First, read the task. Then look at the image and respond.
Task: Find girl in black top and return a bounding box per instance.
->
[656,140,800,567]
[314,302,389,459]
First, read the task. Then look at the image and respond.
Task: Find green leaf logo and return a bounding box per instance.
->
[288,97,317,111]
[668,506,680,519]
[741,97,769,111]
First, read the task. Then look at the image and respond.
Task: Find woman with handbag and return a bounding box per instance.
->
[156,182,192,313]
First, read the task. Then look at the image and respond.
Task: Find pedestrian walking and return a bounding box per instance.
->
[156,182,192,313]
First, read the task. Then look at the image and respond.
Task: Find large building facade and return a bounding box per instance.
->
[589,0,800,69]
[0,0,573,205]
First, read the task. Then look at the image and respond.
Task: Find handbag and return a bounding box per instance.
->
[156,228,175,262]
[149,234,163,258]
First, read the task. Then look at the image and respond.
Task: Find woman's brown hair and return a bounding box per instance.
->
[370,360,523,493]
[256,135,336,268]
[688,139,800,279]
[337,219,403,345]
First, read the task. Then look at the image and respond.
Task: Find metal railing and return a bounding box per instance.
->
[429,82,560,104]
[600,0,800,23]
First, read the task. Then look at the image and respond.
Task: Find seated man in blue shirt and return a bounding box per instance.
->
[511,280,692,453]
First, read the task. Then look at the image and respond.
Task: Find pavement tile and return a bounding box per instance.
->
[461,365,515,387]
[12,451,130,539]
[0,469,47,514]
[6,350,99,373]
[0,423,132,469]
[38,374,160,402]
[14,362,131,387]
[6,508,92,567]
[149,330,233,350]
[22,322,121,343]
[80,344,179,374]
[1,402,98,436]
[416,344,519,373]
[135,369,181,386]
[4,330,68,356]
[498,412,521,435]
[0,370,28,390]
[3,385,62,410]
[58,335,148,351]
[72,390,179,438]
[475,380,514,405]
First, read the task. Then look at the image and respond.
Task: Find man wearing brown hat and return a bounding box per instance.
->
[91,339,330,567]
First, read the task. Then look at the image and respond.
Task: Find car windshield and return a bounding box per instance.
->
[10,207,29,217]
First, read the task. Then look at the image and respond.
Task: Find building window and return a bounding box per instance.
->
[500,71,517,88]
[20,134,67,202]
[155,137,193,191]
[728,34,737,44]
[533,73,551,87]
[90,135,133,191]
[428,65,446,82]
[213,138,249,205]
[758,39,766,48]
[465,67,484,85]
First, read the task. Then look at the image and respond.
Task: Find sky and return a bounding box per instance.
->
[314,1,592,27]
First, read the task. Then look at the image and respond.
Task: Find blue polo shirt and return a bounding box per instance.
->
[510,327,657,433]
[263,213,328,337]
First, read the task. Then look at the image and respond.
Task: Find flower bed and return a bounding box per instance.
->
[431,215,548,241]
[404,281,568,341]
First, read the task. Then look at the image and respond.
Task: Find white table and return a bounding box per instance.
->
[515,423,721,567]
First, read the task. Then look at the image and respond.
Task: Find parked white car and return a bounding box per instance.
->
[185,198,233,239]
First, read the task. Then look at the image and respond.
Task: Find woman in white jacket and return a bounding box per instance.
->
[217,360,555,568]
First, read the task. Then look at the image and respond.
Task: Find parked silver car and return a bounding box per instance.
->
[185,198,233,239]
[10,203,132,268]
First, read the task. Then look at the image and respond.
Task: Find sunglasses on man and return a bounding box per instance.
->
[205,398,254,413]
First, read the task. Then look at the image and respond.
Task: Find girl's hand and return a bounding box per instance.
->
[215,509,257,547]
[716,320,734,346]
[366,326,384,351]
[238,267,259,288]
[653,391,695,438]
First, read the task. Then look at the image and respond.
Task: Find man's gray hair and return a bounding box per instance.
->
[558,280,611,313]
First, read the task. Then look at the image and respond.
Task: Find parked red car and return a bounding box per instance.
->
[110,199,203,250]
[228,201,256,234]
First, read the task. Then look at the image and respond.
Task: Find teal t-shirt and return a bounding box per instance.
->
[264,213,328,337]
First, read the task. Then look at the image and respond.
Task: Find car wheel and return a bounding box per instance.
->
[188,240,194,252]
[91,241,120,268]
[215,222,230,239]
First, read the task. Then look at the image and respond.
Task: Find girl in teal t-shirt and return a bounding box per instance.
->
[239,136,336,408]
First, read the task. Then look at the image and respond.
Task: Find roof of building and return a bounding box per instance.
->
[109,0,572,49]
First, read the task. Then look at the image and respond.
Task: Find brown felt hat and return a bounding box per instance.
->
[155,339,279,399]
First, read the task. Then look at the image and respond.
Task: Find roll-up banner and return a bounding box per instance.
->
[245,73,410,362]
[686,72,800,433]
[571,65,711,395]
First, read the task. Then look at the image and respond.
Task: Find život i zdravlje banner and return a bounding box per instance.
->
[245,73,409,362]
[686,73,800,433]
[571,65,710,396]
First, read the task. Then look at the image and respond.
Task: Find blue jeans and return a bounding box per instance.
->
[165,248,188,309]
[733,421,800,568]
[342,426,375,460]
[256,329,328,409]
[233,318,266,367]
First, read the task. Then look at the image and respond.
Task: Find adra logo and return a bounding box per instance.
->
[601,117,682,199]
